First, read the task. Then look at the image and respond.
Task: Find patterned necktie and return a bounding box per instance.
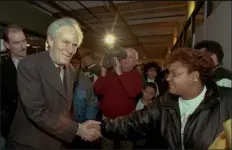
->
[57,66,74,119]
[57,66,62,74]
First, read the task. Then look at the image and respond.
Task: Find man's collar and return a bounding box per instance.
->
[213,64,222,72]
[87,63,96,69]
[11,54,24,62]
[53,62,65,69]
[11,55,19,62]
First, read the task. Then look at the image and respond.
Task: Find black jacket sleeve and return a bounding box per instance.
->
[100,99,161,141]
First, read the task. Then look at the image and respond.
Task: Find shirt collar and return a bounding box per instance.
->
[213,64,222,72]
[53,62,64,70]
[11,55,20,68]
[87,63,96,69]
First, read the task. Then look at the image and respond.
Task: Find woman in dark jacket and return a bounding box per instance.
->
[100,48,232,150]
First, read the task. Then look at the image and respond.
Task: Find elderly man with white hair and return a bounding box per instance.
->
[7,17,101,150]
[94,48,142,150]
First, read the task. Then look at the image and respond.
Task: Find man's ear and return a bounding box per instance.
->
[211,54,218,66]
[141,89,144,94]
[46,35,54,50]
[4,41,10,50]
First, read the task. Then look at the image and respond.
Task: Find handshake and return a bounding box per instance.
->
[76,120,102,142]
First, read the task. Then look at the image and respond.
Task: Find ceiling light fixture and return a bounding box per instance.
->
[104,34,116,45]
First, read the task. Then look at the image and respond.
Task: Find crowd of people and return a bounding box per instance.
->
[0,17,232,150]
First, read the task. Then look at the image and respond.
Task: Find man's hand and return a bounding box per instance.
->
[114,57,122,75]
[100,58,107,77]
[101,67,107,77]
[76,120,101,142]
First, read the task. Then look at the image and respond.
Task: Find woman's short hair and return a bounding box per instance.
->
[165,48,214,83]
[144,61,161,74]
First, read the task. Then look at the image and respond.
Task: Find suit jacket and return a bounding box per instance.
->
[0,55,18,139]
[9,51,79,149]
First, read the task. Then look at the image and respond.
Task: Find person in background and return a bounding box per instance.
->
[0,24,27,141]
[0,136,5,150]
[194,40,232,87]
[135,82,157,111]
[82,52,101,83]
[0,76,5,150]
[94,48,142,150]
[70,52,82,73]
[142,61,161,95]
[134,82,157,149]
[134,64,143,74]
[99,48,232,150]
[143,61,168,96]
[68,55,99,149]
[7,17,100,150]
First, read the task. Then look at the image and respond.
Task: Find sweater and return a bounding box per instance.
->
[93,71,142,118]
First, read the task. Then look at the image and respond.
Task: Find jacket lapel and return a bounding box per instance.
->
[63,65,75,106]
[41,51,67,100]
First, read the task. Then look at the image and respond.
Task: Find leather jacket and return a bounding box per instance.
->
[101,80,232,149]
[213,65,232,82]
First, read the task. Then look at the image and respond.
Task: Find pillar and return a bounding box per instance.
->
[186,1,196,44]
[187,1,196,19]
[173,28,178,46]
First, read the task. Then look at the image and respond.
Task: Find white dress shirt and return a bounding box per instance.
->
[11,56,20,69]
[54,63,64,82]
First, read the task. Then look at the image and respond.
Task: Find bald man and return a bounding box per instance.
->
[93,48,142,150]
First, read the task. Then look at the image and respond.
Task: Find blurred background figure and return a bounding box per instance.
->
[82,52,101,83]
[1,24,27,141]
[135,82,158,111]
[194,40,232,88]
[134,64,143,74]
[70,52,84,74]
[94,48,142,150]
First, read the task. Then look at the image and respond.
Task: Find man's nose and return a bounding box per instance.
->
[66,44,75,53]
[21,42,27,49]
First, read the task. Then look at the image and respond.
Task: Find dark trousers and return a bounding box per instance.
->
[101,136,133,150]
[65,136,101,149]
[6,141,37,150]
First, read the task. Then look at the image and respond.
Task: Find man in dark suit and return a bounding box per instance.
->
[1,25,27,141]
[7,17,101,150]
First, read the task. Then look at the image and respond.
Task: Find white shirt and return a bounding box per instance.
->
[147,78,160,96]
[11,56,20,69]
[84,63,98,83]
[216,78,232,88]
[178,86,207,150]
[135,99,144,110]
[54,63,64,82]
[87,63,96,69]
[147,78,155,83]
[213,65,232,88]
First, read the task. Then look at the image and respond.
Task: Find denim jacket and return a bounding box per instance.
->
[73,73,98,122]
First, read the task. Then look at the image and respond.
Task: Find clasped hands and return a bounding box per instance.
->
[77,120,102,142]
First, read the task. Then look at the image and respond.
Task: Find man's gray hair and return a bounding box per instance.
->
[124,48,138,60]
[46,17,84,50]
